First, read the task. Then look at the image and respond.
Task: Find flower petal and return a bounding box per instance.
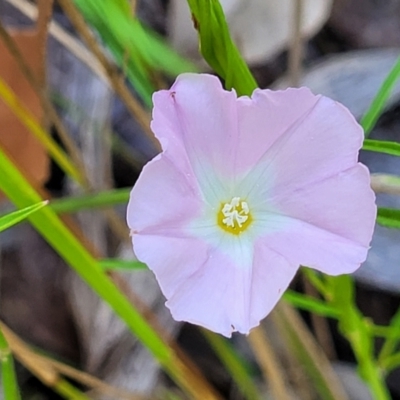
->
[165,251,250,336]
[262,218,368,275]
[150,230,297,337]
[235,87,320,173]
[256,165,376,275]
[133,234,209,300]
[127,155,202,235]
[134,232,253,336]
[250,239,297,323]
[271,164,376,248]
[239,95,364,200]
[151,74,239,203]
[127,73,376,336]
[161,234,296,337]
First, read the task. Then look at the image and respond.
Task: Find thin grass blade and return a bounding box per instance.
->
[363,139,400,157]
[283,290,339,318]
[74,0,196,106]
[327,276,390,399]
[272,303,349,400]
[50,189,130,214]
[99,258,147,271]
[0,328,21,400]
[377,208,400,229]
[361,55,400,136]
[202,329,261,400]
[0,201,47,233]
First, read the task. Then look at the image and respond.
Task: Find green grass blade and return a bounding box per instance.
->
[74,0,196,106]
[302,268,330,297]
[0,201,47,233]
[76,0,153,105]
[112,0,131,15]
[379,352,400,373]
[53,379,91,400]
[377,208,400,229]
[99,258,147,271]
[283,290,339,318]
[327,276,390,399]
[202,329,261,400]
[361,55,400,136]
[0,147,216,399]
[0,148,170,362]
[186,0,257,96]
[369,324,400,339]
[363,139,400,157]
[50,189,130,214]
[379,306,400,364]
[0,329,21,400]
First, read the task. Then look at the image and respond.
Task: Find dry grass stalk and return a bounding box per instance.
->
[57,0,161,152]
[0,321,148,400]
[272,302,349,400]
[288,0,304,87]
[248,326,292,400]
[6,0,107,82]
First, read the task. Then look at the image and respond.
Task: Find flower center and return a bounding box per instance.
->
[217,197,252,235]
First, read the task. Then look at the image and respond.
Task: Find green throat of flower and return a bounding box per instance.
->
[217,197,252,235]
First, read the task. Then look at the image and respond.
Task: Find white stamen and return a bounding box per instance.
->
[221,197,249,228]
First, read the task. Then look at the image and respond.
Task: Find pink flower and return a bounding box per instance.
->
[127,73,376,337]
